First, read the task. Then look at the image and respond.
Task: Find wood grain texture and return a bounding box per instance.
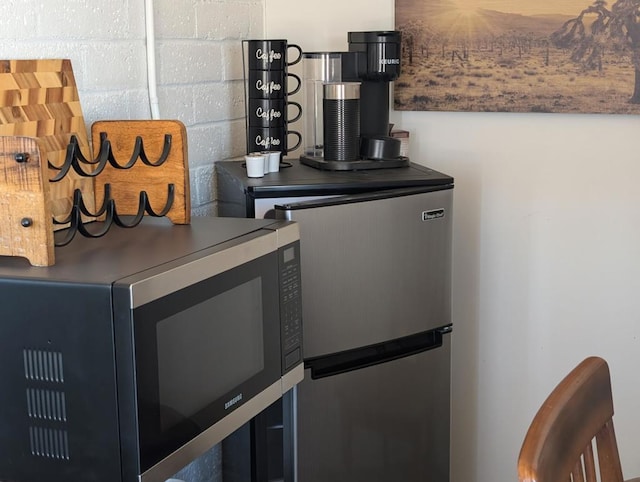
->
[91,120,191,225]
[0,136,54,266]
[0,60,190,266]
[0,59,96,227]
[517,357,639,482]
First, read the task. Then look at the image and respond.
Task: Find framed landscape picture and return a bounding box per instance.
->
[394,0,640,114]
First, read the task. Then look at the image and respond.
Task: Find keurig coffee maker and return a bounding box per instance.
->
[300,31,409,171]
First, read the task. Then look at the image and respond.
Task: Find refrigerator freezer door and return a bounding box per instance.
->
[297,332,451,482]
[277,187,453,359]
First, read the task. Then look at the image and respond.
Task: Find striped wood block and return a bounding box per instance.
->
[0,59,95,229]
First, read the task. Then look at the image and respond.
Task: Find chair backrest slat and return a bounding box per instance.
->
[583,441,597,482]
[571,459,585,482]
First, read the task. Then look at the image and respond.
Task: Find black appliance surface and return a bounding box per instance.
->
[0,216,277,283]
[0,216,302,482]
[216,159,453,218]
[219,158,452,193]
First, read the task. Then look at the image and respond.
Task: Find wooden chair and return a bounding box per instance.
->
[518,356,640,482]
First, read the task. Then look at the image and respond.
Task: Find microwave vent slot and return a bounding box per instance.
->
[26,388,67,422]
[23,349,65,383]
[28,426,70,460]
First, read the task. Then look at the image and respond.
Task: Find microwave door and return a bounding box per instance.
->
[274,186,453,360]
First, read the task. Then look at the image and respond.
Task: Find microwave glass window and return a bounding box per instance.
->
[133,251,281,469]
[156,277,264,431]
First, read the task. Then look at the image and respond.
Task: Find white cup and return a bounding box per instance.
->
[248,151,269,174]
[262,151,281,173]
[245,153,265,178]
[263,153,270,174]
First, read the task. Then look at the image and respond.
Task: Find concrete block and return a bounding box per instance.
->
[190,162,216,207]
[154,0,196,39]
[196,2,252,40]
[82,42,148,91]
[157,85,197,126]
[157,41,224,84]
[193,81,244,124]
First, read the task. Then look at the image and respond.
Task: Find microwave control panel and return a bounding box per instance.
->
[279,241,303,373]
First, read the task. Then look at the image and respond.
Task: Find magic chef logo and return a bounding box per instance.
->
[225,393,243,410]
[422,208,445,221]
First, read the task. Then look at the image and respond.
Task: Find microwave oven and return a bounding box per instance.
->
[0,216,303,482]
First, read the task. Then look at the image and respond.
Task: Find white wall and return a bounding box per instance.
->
[266,2,640,482]
[0,0,264,215]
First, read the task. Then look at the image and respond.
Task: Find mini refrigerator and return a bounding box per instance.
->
[216,160,453,482]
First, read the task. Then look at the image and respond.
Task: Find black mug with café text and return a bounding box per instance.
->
[247,99,302,127]
[247,69,301,100]
[245,39,303,70]
[247,126,301,154]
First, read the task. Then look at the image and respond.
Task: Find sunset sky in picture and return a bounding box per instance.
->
[453,0,599,16]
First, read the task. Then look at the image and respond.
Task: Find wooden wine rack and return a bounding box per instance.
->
[0,59,191,267]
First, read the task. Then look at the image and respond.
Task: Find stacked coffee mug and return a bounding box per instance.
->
[243,39,303,165]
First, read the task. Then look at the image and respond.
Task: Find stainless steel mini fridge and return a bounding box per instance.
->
[216,160,453,482]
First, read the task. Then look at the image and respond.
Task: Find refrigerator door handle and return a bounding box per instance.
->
[304,324,452,380]
[275,185,453,212]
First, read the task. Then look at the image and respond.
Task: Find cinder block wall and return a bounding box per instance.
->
[0,0,264,215]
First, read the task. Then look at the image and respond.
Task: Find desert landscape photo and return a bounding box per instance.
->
[394,0,640,113]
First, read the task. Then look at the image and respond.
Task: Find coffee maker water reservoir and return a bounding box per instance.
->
[302,52,342,158]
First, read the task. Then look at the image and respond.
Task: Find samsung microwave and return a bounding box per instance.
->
[0,216,303,482]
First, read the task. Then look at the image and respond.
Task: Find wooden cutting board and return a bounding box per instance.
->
[0,59,96,228]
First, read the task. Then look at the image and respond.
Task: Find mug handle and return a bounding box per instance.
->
[287,130,302,152]
[287,101,302,124]
[287,44,303,66]
[286,73,301,96]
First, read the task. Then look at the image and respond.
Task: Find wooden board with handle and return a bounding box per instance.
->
[0,136,55,266]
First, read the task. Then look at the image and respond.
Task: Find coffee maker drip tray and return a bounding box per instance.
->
[300,135,410,170]
[299,155,410,171]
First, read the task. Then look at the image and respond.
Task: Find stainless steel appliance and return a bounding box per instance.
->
[0,216,303,482]
[216,160,453,482]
